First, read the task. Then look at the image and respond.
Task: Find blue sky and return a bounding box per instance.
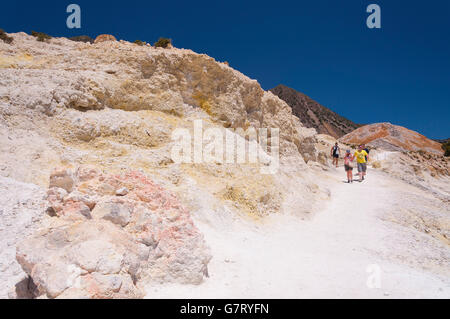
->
[1,0,449,139]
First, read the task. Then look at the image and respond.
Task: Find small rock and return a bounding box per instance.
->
[76,166,99,182]
[64,191,96,210]
[91,202,131,227]
[64,201,92,219]
[46,207,57,217]
[46,187,68,214]
[49,169,75,193]
[116,187,129,196]
[97,183,116,196]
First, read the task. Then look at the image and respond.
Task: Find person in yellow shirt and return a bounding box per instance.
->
[354,145,369,182]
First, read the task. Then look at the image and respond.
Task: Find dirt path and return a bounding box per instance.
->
[146,168,450,299]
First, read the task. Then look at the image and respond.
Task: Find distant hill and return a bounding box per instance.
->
[339,122,444,155]
[270,84,360,138]
[434,138,450,144]
[435,139,450,157]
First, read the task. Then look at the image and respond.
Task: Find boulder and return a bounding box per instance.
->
[94,34,117,44]
[16,167,212,299]
[16,220,144,298]
[116,187,129,196]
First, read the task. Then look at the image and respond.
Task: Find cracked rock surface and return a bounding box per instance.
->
[16,168,211,299]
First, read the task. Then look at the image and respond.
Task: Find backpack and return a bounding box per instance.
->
[333,146,339,156]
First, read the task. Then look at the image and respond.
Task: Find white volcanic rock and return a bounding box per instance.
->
[369,149,450,200]
[116,187,129,196]
[0,31,327,298]
[0,32,318,159]
[0,176,47,299]
[0,31,325,221]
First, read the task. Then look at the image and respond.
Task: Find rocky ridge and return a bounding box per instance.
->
[270,84,360,138]
[339,122,444,155]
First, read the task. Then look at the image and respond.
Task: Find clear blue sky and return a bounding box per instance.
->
[1,0,449,139]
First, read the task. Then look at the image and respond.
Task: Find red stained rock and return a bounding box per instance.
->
[94,34,117,44]
[16,166,211,299]
[340,122,444,155]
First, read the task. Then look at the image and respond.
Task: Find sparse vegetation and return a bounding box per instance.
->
[371,161,381,169]
[0,29,13,44]
[442,141,450,157]
[154,37,171,48]
[69,35,94,44]
[31,31,52,42]
[417,149,426,156]
[134,40,145,46]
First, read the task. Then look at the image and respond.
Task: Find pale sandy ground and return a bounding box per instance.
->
[0,177,46,299]
[146,167,450,299]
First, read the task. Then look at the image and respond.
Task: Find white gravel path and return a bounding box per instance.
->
[146,168,450,299]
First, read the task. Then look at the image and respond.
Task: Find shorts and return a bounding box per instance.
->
[344,165,353,172]
[333,154,340,159]
[357,162,367,173]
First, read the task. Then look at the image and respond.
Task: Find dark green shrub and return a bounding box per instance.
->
[154,37,171,48]
[442,141,450,157]
[69,35,94,44]
[134,40,145,46]
[31,31,52,42]
[0,29,13,44]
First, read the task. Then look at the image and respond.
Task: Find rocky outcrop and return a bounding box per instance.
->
[271,84,360,138]
[0,32,325,219]
[368,148,450,201]
[339,122,444,155]
[0,31,328,298]
[94,34,117,43]
[0,32,318,160]
[16,167,211,299]
[69,36,95,44]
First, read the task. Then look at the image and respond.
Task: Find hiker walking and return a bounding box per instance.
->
[362,144,370,175]
[354,145,369,182]
[330,143,340,168]
[344,150,354,183]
